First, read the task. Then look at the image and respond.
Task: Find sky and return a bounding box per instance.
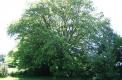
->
[0,0,122,54]
[93,0,122,35]
[0,0,38,54]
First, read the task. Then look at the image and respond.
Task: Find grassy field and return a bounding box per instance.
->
[0,76,38,80]
[0,68,51,80]
[0,76,83,80]
[0,76,52,80]
[0,68,83,80]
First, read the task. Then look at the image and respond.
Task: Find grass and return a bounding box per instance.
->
[0,76,54,80]
[0,76,17,80]
[0,68,43,80]
[0,76,51,80]
[0,76,83,80]
[8,68,18,74]
[0,68,83,80]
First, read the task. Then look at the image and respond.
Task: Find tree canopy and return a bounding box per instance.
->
[7,0,122,79]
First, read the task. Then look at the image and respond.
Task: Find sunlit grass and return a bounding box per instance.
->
[8,68,18,74]
[0,68,82,80]
[0,76,50,80]
[0,76,19,80]
[0,77,82,80]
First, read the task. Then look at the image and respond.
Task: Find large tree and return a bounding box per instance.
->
[8,0,117,78]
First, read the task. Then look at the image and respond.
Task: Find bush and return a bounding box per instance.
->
[0,63,8,77]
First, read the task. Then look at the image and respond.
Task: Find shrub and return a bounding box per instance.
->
[0,63,8,77]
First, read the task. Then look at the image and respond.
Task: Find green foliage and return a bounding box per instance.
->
[0,64,8,77]
[7,0,122,79]
[5,51,17,68]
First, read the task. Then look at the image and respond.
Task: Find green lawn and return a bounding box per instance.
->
[0,76,83,80]
[0,68,46,80]
[0,68,51,80]
[0,76,51,80]
[0,68,82,80]
[8,68,18,74]
[0,76,17,80]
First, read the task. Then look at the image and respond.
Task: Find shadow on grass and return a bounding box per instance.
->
[17,77,83,80]
[8,69,85,80]
[9,73,87,80]
[16,77,51,80]
[1,74,87,80]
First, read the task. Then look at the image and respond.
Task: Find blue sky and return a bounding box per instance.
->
[0,0,122,54]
